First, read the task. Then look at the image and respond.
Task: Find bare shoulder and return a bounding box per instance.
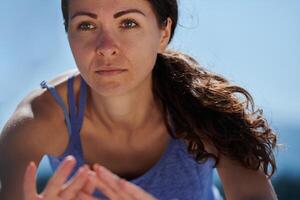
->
[0,68,82,161]
[0,69,78,155]
[0,69,80,199]
[2,68,81,152]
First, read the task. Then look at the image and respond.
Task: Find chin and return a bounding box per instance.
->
[92,81,133,97]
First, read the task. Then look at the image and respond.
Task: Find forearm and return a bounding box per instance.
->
[238,196,277,200]
[217,156,278,200]
[223,180,278,200]
[240,188,278,200]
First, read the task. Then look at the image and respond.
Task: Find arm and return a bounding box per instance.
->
[216,154,278,200]
[23,156,95,200]
[0,72,80,199]
[201,139,277,200]
[0,111,45,199]
[0,89,58,199]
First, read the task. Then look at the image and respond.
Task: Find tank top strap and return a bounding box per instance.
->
[67,77,77,132]
[64,75,87,167]
[40,81,72,136]
[67,76,87,134]
[77,77,87,132]
[42,76,87,174]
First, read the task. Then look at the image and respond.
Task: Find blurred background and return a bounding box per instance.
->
[0,0,299,199]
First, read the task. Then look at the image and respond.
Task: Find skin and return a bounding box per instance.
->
[0,0,278,199]
[0,0,171,199]
[23,156,157,200]
[67,0,171,135]
[23,156,93,200]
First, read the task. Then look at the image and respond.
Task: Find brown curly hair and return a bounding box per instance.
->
[153,50,277,177]
[61,0,277,177]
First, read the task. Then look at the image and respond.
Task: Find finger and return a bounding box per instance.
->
[77,191,101,200]
[96,165,120,191]
[42,155,76,196]
[114,179,136,200]
[92,175,116,199]
[23,161,38,200]
[82,171,97,194]
[59,165,90,199]
[119,179,157,200]
[92,165,119,199]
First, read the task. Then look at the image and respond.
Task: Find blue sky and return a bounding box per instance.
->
[1,0,299,127]
[0,1,299,172]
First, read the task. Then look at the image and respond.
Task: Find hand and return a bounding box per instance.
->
[77,164,158,200]
[23,156,96,200]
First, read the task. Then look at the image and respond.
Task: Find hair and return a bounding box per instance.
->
[61,0,277,177]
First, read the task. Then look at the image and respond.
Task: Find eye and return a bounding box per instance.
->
[77,22,96,31]
[120,18,139,29]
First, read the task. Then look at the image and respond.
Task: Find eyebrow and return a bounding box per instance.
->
[114,9,145,18]
[70,8,146,20]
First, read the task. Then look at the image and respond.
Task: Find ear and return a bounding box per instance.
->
[158,17,172,53]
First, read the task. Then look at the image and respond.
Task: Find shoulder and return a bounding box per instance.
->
[25,68,81,124]
[0,69,83,198]
[0,88,50,198]
[0,68,81,156]
[43,68,81,103]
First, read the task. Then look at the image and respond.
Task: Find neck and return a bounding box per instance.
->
[87,76,163,136]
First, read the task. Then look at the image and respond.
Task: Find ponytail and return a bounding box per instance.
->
[152,50,277,177]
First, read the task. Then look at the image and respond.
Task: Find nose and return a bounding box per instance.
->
[96,32,119,57]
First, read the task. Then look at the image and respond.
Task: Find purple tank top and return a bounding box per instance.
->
[40,75,223,200]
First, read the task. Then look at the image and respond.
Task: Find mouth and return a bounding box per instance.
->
[95,69,128,76]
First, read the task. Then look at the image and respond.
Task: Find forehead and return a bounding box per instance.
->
[68,0,154,17]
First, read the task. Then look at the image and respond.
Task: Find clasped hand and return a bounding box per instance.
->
[23,156,157,200]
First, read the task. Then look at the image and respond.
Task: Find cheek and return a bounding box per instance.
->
[69,36,95,70]
[120,30,160,72]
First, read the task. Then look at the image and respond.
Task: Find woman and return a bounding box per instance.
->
[0,0,278,199]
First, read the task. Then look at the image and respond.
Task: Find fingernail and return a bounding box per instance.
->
[78,166,84,174]
[29,161,35,167]
[26,161,35,171]
[66,155,74,161]
[83,164,89,170]
[88,170,96,176]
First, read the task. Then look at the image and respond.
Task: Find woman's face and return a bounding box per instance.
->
[67,0,171,97]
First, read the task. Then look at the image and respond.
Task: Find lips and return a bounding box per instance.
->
[95,68,127,76]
